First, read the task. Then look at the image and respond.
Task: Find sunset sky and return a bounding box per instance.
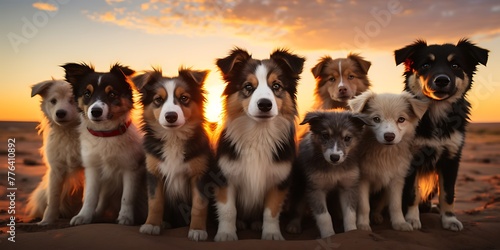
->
[1,0,499,123]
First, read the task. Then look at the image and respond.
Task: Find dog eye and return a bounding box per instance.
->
[347,75,355,80]
[108,91,117,99]
[398,117,406,123]
[180,95,190,104]
[373,117,381,123]
[451,64,460,70]
[320,132,329,139]
[244,83,254,92]
[272,82,282,92]
[83,90,91,99]
[50,98,57,105]
[421,63,431,69]
[344,136,352,142]
[153,96,163,106]
[328,77,335,82]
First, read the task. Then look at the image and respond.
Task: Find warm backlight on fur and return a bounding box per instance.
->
[205,83,224,123]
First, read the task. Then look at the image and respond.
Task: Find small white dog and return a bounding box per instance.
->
[27,79,84,225]
[349,91,428,231]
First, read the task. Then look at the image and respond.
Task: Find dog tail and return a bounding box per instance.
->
[418,172,438,201]
[26,172,49,219]
[25,169,85,220]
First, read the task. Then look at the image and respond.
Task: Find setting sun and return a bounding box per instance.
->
[204,79,225,124]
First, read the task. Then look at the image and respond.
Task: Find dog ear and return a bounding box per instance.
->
[31,80,55,97]
[350,113,369,129]
[216,47,252,76]
[270,48,305,78]
[403,91,429,119]
[348,53,371,75]
[132,68,163,91]
[311,56,332,79]
[348,90,374,113]
[456,38,489,66]
[179,68,209,87]
[394,39,428,67]
[61,62,95,84]
[110,63,135,79]
[300,111,325,126]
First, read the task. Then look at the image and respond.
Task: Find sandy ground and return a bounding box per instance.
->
[0,121,499,249]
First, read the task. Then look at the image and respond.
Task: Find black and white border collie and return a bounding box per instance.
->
[133,68,212,241]
[394,39,489,231]
[62,63,146,226]
[213,48,305,241]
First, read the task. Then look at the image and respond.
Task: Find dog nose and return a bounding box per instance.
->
[56,110,67,119]
[330,154,341,163]
[91,107,103,118]
[433,74,451,88]
[338,86,347,94]
[257,99,272,112]
[384,132,395,142]
[165,112,178,123]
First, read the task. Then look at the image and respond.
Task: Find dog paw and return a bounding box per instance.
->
[139,224,161,235]
[70,214,92,226]
[343,223,357,232]
[357,223,372,231]
[406,218,422,230]
[319,230,335,239]
[392,221,413,231]
[442,216,463,231]
[117,214,134,225]
[37,218,55,226]
[188,229,208,241]
[214,231,238,242]
[251,221,263,231]
[371,213,384,225]
[262,231,285,240]
[285,219,302,234]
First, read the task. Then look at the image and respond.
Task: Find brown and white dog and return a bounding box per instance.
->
[312,54,371,110]
[62,63,146,226]
[26,79,84,225]
[213,48,305,241]
[133,68,212,241]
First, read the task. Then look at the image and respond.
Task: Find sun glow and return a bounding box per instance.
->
[204,82,225,124]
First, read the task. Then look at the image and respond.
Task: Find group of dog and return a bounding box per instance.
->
[26,38,489,241]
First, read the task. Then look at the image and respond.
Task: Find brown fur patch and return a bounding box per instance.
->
[189,178,208,231]
[264,186,288,218]
[144,174,165,226]
[145,153,161,174]
[215,186,228,204]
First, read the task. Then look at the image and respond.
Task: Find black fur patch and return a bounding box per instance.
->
[216,129,240,160]
[146,171,159,197]
[184,125,211,162]
[272,126,296,162]
[142,124,164,160]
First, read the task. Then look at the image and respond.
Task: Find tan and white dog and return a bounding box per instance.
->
[26,79,84,225]
[349,91,428,232]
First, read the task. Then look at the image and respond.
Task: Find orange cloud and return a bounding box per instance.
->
[85,0,500,51]
[32,2,58,12]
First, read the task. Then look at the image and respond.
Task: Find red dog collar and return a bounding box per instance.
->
[87,120,132,137]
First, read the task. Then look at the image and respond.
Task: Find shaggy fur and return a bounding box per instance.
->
[26,79,84,225]
[349,91,428,232]
[312,53,371,110]
[395,38,489,231]
[213,47,305,241]
[286,111,364,238]
[62,63,146,226]
[133,67,212,241]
